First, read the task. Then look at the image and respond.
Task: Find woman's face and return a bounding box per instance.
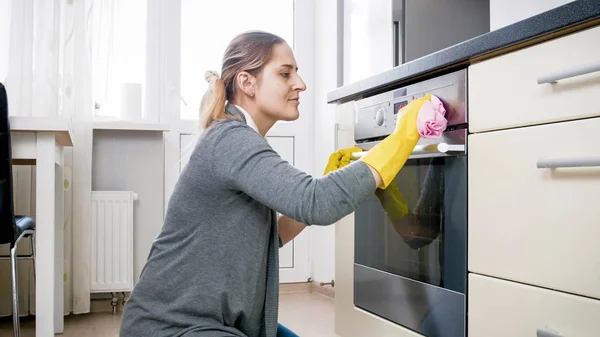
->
[254,43,306,122]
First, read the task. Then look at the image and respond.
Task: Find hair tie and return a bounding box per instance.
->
[204,70,220,84]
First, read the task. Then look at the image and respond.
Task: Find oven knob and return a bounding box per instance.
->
[374,109,385,127]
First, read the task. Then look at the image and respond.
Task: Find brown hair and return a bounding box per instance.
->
[200,31,285,129]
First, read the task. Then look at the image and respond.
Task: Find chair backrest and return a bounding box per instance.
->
[0,82,16,245]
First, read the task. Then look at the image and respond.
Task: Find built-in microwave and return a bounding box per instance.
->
[351,69,468,337]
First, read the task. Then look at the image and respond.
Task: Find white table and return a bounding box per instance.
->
[10,116,74,336]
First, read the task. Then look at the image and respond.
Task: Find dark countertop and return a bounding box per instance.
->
[327,0,600,104]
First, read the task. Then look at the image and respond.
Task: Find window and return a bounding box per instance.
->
[92,0,148,122]
[88,0,297,123]
[179,0,295,120]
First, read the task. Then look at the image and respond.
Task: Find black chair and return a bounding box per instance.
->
[0,82,36,337]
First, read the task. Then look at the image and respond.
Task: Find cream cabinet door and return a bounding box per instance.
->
[469,273,600,337]
[469,25,600,132]
[469,117,600,299]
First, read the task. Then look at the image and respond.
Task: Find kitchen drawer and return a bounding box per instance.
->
[469,25,600,133]
[468,117,600,299]
[469,273,600,337]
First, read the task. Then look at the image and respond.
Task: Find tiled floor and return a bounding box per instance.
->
[0,292,337,337]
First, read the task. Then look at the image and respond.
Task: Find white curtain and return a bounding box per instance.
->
[0,0,94,316]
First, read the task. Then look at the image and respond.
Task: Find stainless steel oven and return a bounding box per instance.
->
[352,69,467,337]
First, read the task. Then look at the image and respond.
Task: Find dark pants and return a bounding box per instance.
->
[277,323,299,337]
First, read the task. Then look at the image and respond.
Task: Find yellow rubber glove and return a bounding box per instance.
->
[374,177,409,222]
[323,146,363,175]
[324,147,409,223]
[360,94,432,189]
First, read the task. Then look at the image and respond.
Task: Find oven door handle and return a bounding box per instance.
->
[350,143,465,160]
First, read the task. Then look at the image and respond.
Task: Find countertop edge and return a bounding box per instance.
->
[327,0,600,104]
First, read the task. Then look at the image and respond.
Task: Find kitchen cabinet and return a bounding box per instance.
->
[467,20,600,337]
[469,273,600,337]
[468,117,600,300]
[332,3,600,336]
[469,25,600,133]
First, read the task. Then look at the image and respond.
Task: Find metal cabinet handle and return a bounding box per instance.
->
[537,62,600,84]
[536,328,564,337]
[537,156,600,169]
[351,143,465,160]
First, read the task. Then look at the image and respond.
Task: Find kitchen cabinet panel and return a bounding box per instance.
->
[469,25,600,132]
[469,117,600,299]
[469,273,600,337]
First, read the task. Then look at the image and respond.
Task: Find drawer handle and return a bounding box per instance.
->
[537,62,600,84]
[537,329,564,337]
[537,156,600,169]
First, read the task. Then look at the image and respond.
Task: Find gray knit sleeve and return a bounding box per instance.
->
[210,122,376,226]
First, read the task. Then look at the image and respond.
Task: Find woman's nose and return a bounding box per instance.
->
[294,75,307,91]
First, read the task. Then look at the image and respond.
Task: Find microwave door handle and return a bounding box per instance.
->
[350,143,465,160]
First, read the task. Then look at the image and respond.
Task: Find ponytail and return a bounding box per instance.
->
[180,70,228,167]
[200,70,228,129]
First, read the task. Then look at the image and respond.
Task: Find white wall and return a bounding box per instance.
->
[310,0,393,284]
[490,0,576,31]
[92,131,165,283]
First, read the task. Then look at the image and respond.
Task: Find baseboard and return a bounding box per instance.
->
[91,298,123,313]
[90,293,128,313]
[279,282,312,294]
[91,281,335,313]
[310,281,335,299]
[279,281,335,299]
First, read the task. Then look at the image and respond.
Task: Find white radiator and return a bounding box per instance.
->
[91,191,138,293]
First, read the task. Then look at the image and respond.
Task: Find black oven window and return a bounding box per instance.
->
[354,156,467,293]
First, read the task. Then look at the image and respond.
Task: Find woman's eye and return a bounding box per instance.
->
[281,73,291,78]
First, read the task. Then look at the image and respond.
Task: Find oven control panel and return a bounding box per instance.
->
[354,95,422,142]
[353,69,467,143]
[372,99,409,127]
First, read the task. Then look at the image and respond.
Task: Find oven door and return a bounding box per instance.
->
[353,130,467,337]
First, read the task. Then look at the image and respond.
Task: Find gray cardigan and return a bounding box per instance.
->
[119,104,376,337]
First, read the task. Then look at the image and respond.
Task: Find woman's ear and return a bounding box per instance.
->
[236,71,256,97]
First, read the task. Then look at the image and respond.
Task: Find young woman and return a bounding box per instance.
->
[119,30,433,337]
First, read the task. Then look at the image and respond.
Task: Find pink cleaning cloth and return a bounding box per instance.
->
[417,95,447,138]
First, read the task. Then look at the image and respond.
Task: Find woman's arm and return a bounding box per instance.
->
[211,121,377,226]
[367,165,383,188]
[278,215,307,246]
